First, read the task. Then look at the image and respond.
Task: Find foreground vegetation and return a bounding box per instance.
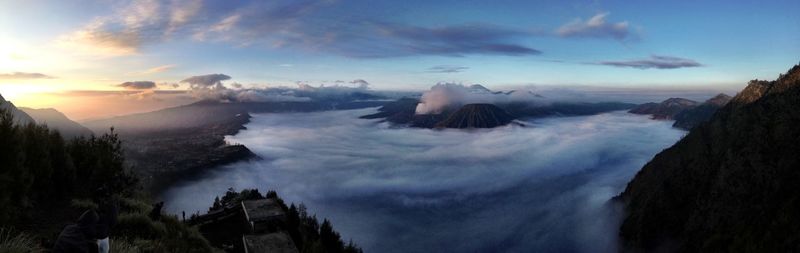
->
[0,107,359,252]
[0,107,216,251]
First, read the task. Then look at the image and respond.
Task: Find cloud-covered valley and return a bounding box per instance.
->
[163,108,684,252]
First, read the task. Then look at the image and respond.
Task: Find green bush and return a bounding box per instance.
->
[113,213,214,253]
[115,212,166,239]
[145,215,213,253]
[0,227,42,253]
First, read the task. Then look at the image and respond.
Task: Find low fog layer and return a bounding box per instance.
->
[163,108,684,252]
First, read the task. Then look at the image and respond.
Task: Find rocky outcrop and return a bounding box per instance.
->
[616,64,800,252]
[671,93,732,130]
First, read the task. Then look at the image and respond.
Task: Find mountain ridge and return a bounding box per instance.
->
[671,93,732,130]
[628,97,699,120]
[0,94,35,125]
[19,107,94,138]
[616,63,800,252]
[361,98,635,128]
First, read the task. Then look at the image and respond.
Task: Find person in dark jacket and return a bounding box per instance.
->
[53,209,99,253]
[95,199,119,253]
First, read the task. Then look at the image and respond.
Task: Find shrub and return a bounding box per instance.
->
[114,213,213,253]
[118,197,151,213]
[115,212,166,239]
[146,215,214,253]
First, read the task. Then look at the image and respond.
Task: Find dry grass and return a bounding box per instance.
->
[0,227,43,253]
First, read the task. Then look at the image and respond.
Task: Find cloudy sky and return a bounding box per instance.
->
[1,0,798,118]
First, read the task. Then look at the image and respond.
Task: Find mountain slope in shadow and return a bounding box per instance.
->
[434,103,515,129]
[616,63,800,252]
[628,97,699,120]
[671,93,732,130]
[20,107,93,138]
[0,94,35,125]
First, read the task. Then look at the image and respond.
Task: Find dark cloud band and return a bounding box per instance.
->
[118,81,156,89]
[426,65,469,73]
[597,55,703,69]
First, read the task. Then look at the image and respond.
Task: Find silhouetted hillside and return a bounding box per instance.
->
[82,99,387,193]
[82,100,249,134]
[435,104,515,128]
[20,107,93,138]
[0,94,35,125]
[85,100,387,134]
[616,64,800,252]
[671,93,732,130]
[628,98,699,120]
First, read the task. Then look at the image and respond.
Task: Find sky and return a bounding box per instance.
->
[0,0,798,119]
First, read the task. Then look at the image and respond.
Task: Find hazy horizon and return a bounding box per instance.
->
[2,84,740,121]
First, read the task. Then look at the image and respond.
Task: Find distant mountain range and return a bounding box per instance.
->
[628,97,700,120]
[80,99,388,193]
[628,94,733,130]
[1,94,92,139]
[671,93,732,130]
[20,107,93,138]
[361,98,635,129]
[84,99,387,134]
[616,63,800,252]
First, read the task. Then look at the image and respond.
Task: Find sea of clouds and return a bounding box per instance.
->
[162,108,684,252]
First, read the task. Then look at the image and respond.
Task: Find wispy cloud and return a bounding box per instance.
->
[56,0,542,58]
[349,79,370,89]
[426,65,469,73]
[117,81,157,89]
[369,23,542,57]
[142,64,176,74]
[557,13,636,41]
[158,82,181,88]
[596,55,703,69]
[180,73,231,88]
[0,72,56,80]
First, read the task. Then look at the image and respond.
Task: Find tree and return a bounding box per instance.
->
[0,109,136,224]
